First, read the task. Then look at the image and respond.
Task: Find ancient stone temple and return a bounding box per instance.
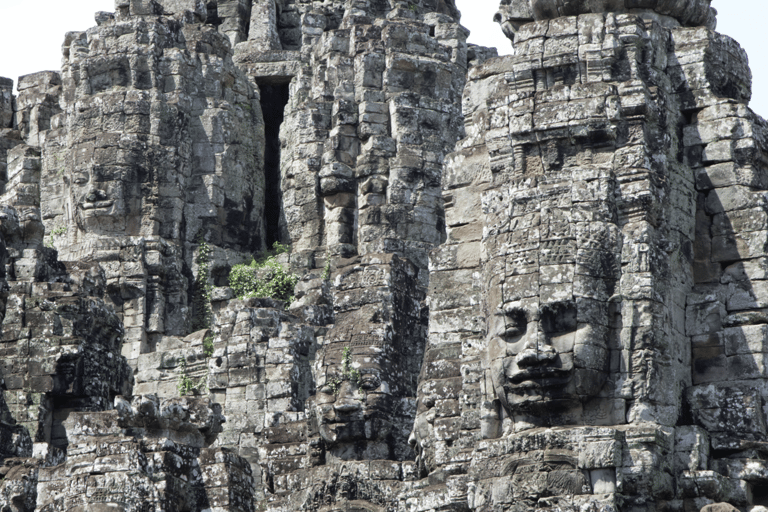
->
[1,0,768,510]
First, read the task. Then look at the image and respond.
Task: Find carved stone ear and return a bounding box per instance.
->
[480,400,502,439]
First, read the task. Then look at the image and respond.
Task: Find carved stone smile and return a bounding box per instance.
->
[81,200,114,210]
[507,368,569,385]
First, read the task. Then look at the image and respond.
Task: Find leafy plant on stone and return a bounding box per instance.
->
[192,238,213,331]
[322,252,332,281]
[203,334,214,358]
[271,241,291,256]
[177,356,206,396]
[341,346,360,383]
[45,226,67,249]
[327,346,361,395]
[228,242,298,304]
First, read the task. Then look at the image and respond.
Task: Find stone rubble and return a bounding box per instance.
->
[0,0,768,510]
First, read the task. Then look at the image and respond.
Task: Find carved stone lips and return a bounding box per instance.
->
[506,368,569,387]
[81,200,114,210]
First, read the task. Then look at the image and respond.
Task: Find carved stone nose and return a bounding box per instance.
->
[333,381,361,413]
[86,188,108,202]
[515,338,557,368]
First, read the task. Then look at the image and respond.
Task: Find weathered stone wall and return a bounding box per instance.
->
[2,0,768,511]
[235,0,468,280]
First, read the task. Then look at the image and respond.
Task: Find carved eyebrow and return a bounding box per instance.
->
[538,300,576,315]
[500,306,528,324]
[502,303,527,315]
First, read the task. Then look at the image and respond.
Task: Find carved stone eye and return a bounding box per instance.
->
[359,375,381,391]
[540,302,577,335]
[501,308,527,339]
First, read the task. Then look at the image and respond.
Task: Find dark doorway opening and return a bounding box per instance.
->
[259,83,290,248]
[754,483,768,507]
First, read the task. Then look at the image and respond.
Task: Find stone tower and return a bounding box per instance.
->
[1,0,768,511]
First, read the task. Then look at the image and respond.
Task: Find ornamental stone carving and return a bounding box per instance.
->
[1,0,767,510]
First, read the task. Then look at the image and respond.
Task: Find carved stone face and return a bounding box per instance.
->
[70,167,130,234]
[480,168,621,426]
[488,299,610,416]
[312,344,399,459]
[408,402,436,476]
[67,151,148,237]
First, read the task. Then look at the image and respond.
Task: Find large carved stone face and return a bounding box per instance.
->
[70,168,129,234]
[312,344,400,459]
[480,167,621,427]
[488,299,610,415]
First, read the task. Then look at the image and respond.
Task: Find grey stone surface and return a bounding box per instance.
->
[1,0,768,511]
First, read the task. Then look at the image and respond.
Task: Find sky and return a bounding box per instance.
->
[0,0,764,115]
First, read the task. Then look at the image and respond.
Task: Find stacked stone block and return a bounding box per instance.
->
[676,24,768,508]
[14,72,62,148]
[0,78,12,130]
[234,0,469,287]
[409,8,768,511]
[28,396,253,512]
[263,253,425,510]
[0,78,19,200]
[0,278,132,455]
[276,9,468,279]
[2,0,768,510]
[217,0,253,46]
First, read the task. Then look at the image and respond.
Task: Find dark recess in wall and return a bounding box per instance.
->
[259,83,290,248]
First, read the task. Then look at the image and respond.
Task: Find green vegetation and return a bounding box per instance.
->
[203,334,214,357]
[327,346,361,395]
[45,226,67,249]
[228,242,298,304]
[177,356,207,396]
[322,252,332,281]
[192,238,213,331]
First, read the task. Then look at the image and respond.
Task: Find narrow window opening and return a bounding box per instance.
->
[753,483,768,507]
[259,83,290,248]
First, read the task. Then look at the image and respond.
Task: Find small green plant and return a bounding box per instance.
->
[327,346,361,395]
[271,241,291,255]
[177,356,207,396]
[321,252,332,281]
[228,242,298,304]
[192,238,213,331]
[45,226,67,249]
[341,346,360,383]
[203,334,214,357]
